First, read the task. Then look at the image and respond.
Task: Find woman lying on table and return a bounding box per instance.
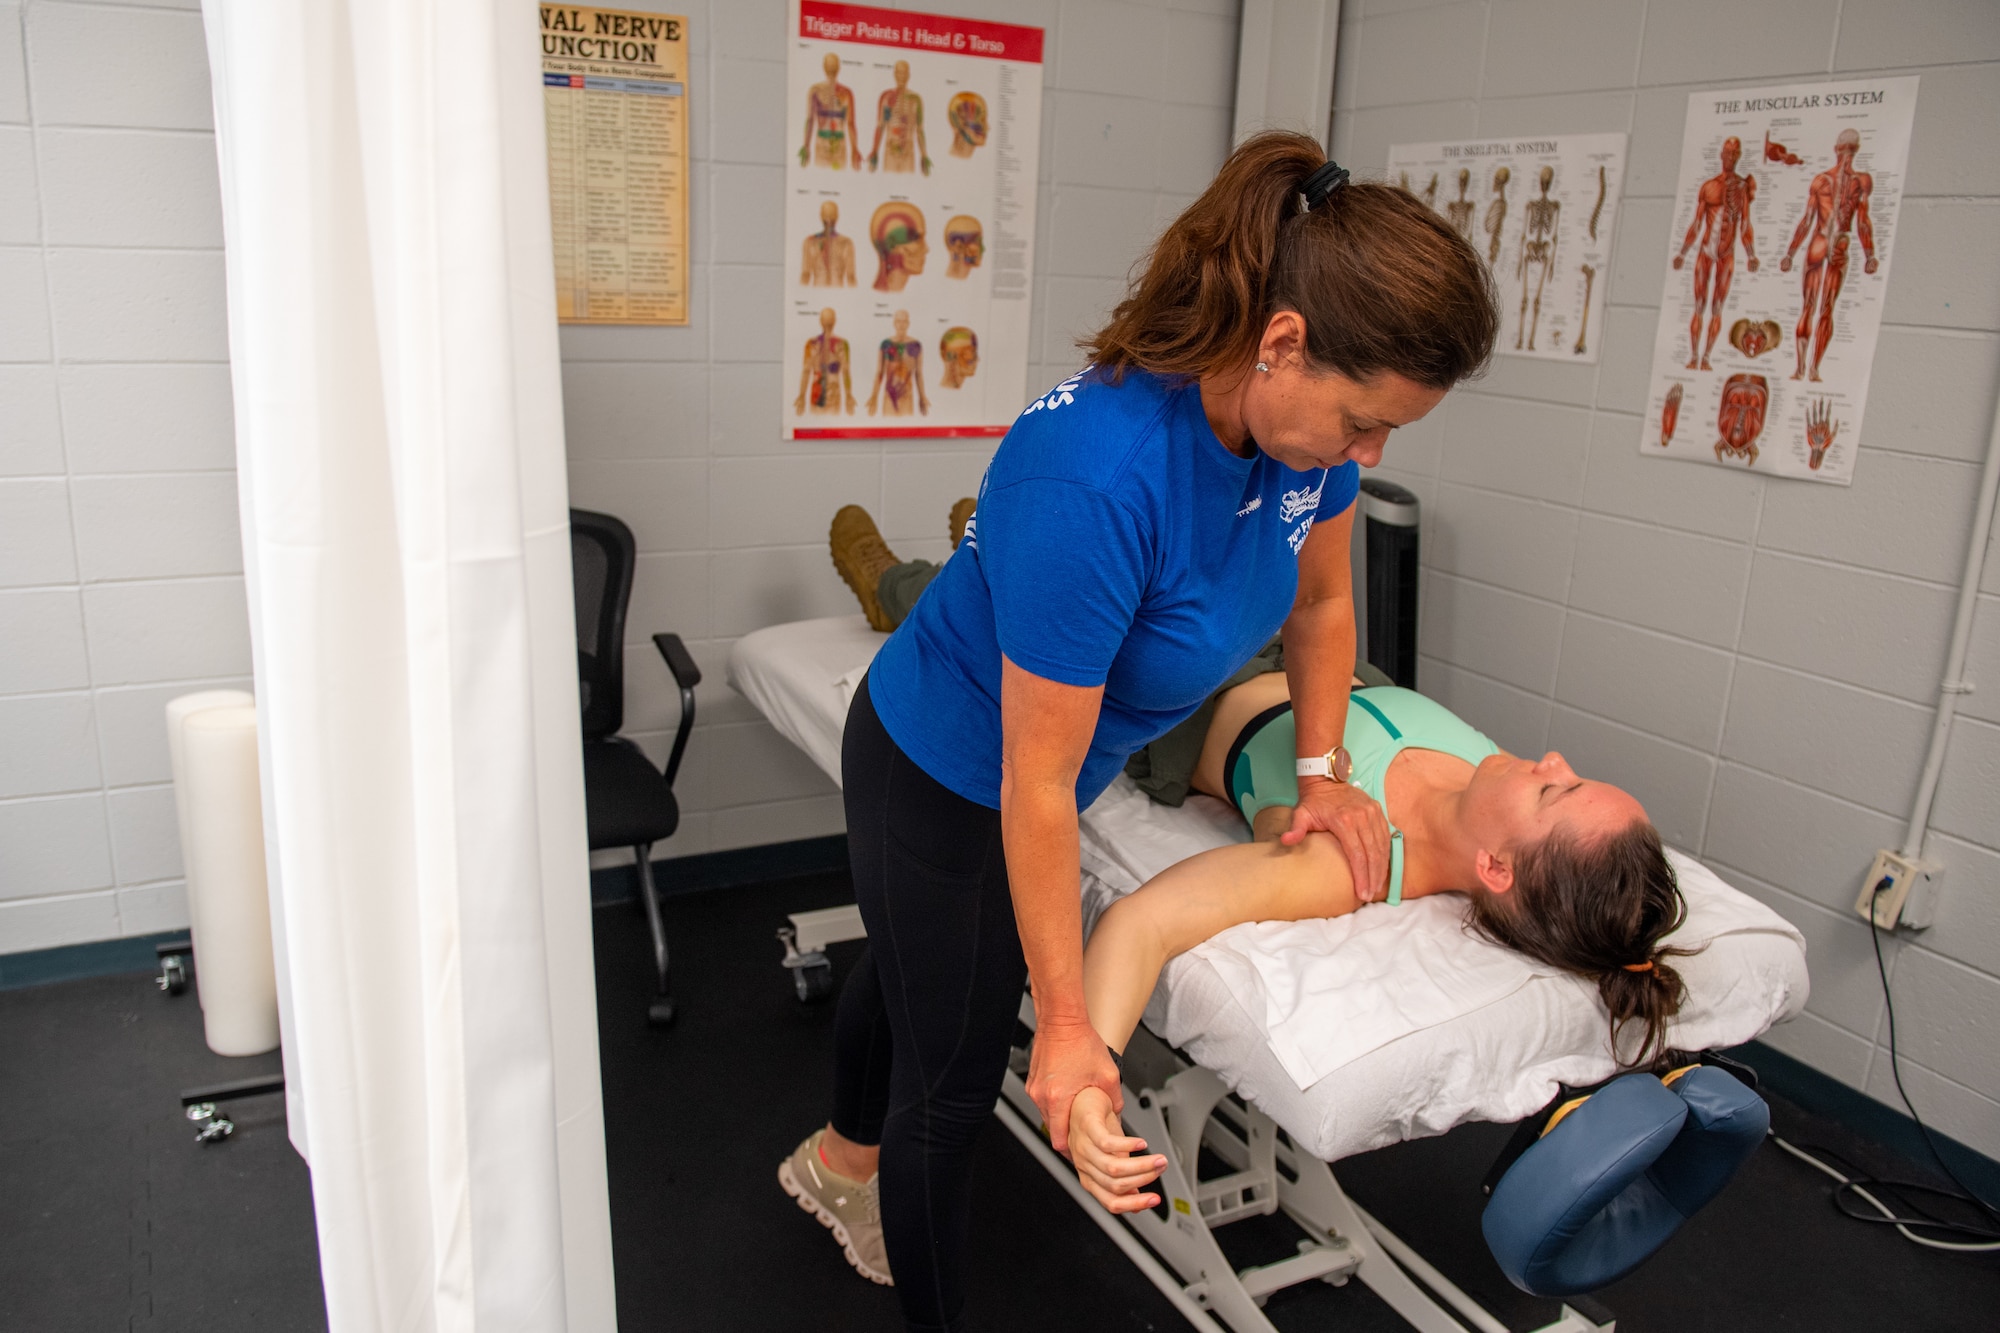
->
[1065,666,1691,1216]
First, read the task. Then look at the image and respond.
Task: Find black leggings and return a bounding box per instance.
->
[832,675,1025,1333]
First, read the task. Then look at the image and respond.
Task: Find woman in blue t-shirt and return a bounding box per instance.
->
[777,132,1500,1329]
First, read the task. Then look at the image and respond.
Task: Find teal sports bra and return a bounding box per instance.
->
[1222,687,1501,905]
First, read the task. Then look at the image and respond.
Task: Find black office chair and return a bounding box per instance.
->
[572,508,700,1027]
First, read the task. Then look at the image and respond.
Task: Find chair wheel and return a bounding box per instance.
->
[648,997,677,1027]
[793,960,835,1004]
[157,956,188,995]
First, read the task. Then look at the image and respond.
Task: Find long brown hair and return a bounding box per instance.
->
[1084,131,1497,388]
[1468,821,1694,1068]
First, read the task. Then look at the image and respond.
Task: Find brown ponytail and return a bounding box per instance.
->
[1083,131,1498,389]
[1467,821,1696,1068]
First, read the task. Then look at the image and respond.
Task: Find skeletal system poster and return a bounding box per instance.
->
[1387,134,1627,364]
[783,2,1042,439]
[541,6,691,325]
[1641,77,1918,484]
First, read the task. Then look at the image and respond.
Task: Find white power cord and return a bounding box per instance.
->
[1768,1133,2000,1253]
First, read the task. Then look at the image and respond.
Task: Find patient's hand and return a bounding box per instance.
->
[1066,1085,1167,1215]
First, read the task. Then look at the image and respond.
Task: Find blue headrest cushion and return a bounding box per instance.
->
[1482,1067,1769,1296]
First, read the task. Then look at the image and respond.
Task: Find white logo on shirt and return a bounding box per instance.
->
[1279,477,1325,523]
[1021,367,1089,416]
[1288,516,1315,553]
[1236,497,1262,518]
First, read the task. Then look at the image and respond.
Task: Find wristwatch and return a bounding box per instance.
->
[1296,746,1353,783]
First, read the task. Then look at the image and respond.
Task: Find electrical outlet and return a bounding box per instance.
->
[1855,850,1944,930]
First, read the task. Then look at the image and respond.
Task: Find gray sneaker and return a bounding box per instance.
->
[778,1130,893,1286]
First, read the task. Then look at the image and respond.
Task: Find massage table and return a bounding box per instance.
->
[730,615,1810,1333]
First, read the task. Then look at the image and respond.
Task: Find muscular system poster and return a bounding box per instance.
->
[1386,134,1627,365]
[1641,77,1918,485]
[783,2,1043,439]
[541,6,691,324]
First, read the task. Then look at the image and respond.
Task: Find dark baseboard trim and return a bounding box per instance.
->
[1731,1039,2000,1205]
[1,839,851,993]
[591,834,849,906]
[0,930,187,992]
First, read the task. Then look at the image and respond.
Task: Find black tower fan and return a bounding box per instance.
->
[1360,478,1420,688]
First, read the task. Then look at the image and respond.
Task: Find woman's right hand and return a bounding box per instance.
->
[1067,1085,1167,1214]
[1026,1016,1121,1156]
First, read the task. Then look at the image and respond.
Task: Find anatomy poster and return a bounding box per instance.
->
[783,2,1043,439]
[541,6,691,324]
[1387,134,1627,364]
[1641,77,1918,484]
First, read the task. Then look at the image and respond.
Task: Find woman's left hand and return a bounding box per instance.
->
[1281,777,1392,902]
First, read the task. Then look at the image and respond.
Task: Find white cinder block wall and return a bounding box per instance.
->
[0,1,245,953]
[571,0,1242,866]
[1333,0,2000,1158]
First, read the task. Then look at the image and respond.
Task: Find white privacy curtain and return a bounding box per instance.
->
[201,2,615,1328]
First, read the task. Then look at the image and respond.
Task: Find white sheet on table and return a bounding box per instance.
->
[1078,772,1806,1090]
[725,615,886,786]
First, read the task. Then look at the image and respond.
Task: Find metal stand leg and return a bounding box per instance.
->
[635,842,675,1026]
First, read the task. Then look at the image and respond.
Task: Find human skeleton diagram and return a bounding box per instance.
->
[1444,168,1475,241]
[798,53,861,170]
[939,327,978,388]
[947,92,987,159]
[1515,166,1559,351]
[944,215,984,279]
[1673,137,1758,371]
[868,60,931,176]
[800,200,856,287]
[1419,173,1439,208]
[867,310,928,417]
[1484,166,1511,264]
[1780,128,1880,383]
[794,308,854,416]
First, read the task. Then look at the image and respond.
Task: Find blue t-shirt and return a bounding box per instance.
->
[867,366,1360,810]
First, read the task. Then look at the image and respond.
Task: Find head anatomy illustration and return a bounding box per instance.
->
[939,326,978,388]
[947,92,987,157]
[1715,373,1769,467]
[870,200,928,291]
[944,215,983,278]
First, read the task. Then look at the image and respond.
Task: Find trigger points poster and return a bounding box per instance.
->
[783,1,1044,439]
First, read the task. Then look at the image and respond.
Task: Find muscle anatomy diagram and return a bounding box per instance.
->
[1389,133,1625,366]
[801,201,857,287]
[867,310,928,417]
[869,60,931,175]
[1673,136,1758,371]
[783,5,1047,439]
[795,307,855,416]
[1638,77,1916,483]
[939,327,978,388]
[1781,128,1880,382]
[800,53,861,169]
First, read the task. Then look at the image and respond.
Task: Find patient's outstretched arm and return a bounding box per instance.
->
[1066,831,1356,1211]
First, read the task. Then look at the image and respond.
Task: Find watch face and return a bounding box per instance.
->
[1332,747,1352,783]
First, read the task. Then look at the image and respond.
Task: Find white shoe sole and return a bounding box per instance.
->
[778,1157,895,1286]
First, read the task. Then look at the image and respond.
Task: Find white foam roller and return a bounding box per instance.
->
[171,699,280,1056]
[165,690,252,1012]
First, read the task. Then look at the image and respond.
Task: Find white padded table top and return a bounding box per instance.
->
[728,616,1811,1162]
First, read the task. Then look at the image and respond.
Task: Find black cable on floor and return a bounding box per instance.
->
[1769,876,2000,1254]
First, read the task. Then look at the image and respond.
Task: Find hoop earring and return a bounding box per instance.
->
[1255,362,1270,373]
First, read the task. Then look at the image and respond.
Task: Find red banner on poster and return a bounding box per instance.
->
[798,1,1044,63]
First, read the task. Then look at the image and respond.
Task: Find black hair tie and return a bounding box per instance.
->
[1301,160,1351,211]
